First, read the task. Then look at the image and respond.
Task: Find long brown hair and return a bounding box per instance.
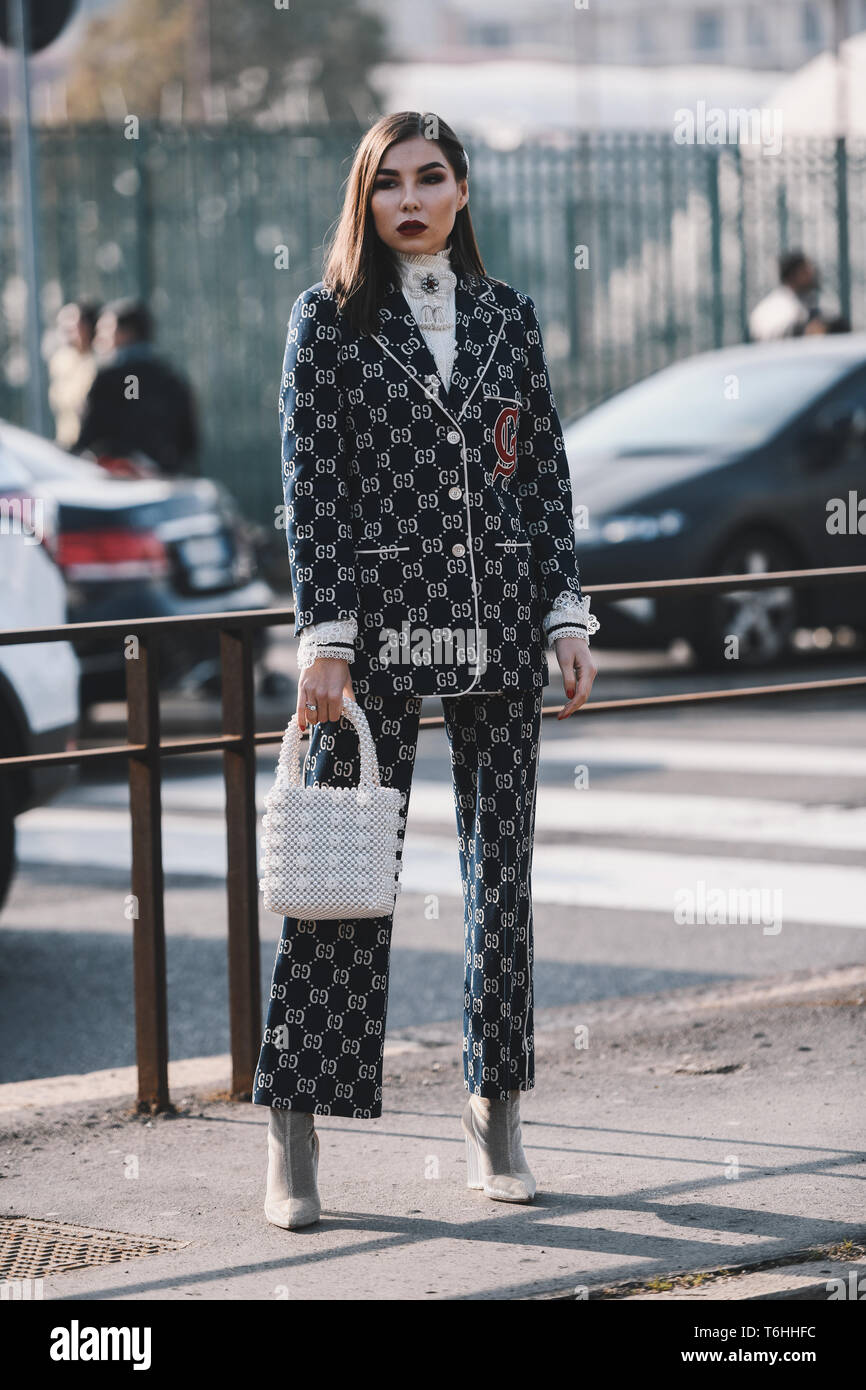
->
[322,112,487,337]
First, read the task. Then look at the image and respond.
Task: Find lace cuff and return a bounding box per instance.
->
[297,617,358,671]
[542,592,600,648]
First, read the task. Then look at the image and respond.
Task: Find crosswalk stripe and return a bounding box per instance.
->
[404,784,866,851]
[399,838,864,930]
[28,781,866,852]
[61,734,866,824]
[15,807,865,928]
[541,736,866,777]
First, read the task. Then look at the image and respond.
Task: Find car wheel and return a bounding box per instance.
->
[0,775,16,915]
[688,532,800,670]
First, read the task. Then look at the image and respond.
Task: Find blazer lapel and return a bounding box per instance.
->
[372,268,507,422]
[444,273,507,420]
[372,278,445,409]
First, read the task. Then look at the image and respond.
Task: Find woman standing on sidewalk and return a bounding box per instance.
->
[253,111,599,1228]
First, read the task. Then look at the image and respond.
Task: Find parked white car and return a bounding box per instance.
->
[0,444,80,911]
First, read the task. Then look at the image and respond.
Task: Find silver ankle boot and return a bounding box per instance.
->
[461,1090,536,1203]
[505,1089,536,1193]
[264,1106,321,1229]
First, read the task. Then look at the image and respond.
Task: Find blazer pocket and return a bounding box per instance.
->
[355,545,411,554]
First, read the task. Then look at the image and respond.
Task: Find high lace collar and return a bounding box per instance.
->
[393,241,453,272]
[391,240,457,295]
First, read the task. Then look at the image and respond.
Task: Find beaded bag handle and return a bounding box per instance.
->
[274,695,383,792]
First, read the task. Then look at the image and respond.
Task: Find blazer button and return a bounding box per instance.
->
[449,486,462,499]
[451,543,466,557]
[447,429,461,444]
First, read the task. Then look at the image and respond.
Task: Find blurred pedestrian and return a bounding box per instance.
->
[71,297,200,477]
[48,299,100,449]
[748,251,820,341]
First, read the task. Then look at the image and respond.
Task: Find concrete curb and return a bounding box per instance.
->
[0,1040,430,1116]
[525,1252,866,1301]
[618,1256,866,1302]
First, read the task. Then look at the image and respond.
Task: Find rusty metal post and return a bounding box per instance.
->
[220,626,262,1101]
[125,629,172,1113]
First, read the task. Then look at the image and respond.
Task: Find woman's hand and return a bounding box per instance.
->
[554,636,597,720]
[297,657,355,732]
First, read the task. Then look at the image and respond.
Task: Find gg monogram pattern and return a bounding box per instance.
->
[255,268,586,1121]
[279,267,586,699]
[252,686,543,1117]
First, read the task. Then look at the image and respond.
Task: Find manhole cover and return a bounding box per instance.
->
[0,1216,188,1281]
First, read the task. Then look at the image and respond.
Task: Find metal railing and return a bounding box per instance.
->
[1,562,865,1114]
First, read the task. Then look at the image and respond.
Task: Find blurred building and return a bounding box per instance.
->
[362,0,866,71]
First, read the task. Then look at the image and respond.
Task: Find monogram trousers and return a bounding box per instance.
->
[251,685,544,1119]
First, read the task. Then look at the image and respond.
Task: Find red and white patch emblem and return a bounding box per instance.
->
[491,403,519,483]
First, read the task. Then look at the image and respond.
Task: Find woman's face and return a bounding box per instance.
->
[369,135,468,256]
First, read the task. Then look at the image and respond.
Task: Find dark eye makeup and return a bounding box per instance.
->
[373,173,445,189]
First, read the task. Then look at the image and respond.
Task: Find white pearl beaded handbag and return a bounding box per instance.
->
[258,695,407,920]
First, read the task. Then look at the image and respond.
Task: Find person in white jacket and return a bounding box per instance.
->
[748,251,820,342]
[47,300,100,449]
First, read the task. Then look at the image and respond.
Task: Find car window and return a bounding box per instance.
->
[808,367,866,422]
[564,354,857,455]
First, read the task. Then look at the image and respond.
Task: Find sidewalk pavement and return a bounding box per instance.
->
[1,965,864,1301]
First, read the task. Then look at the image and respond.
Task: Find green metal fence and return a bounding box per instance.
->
[2,125,865,529]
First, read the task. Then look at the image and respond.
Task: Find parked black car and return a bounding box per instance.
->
[0,419,278,706]
[563,336,866,667]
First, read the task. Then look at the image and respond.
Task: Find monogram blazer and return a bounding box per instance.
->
[278,266,590,700]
